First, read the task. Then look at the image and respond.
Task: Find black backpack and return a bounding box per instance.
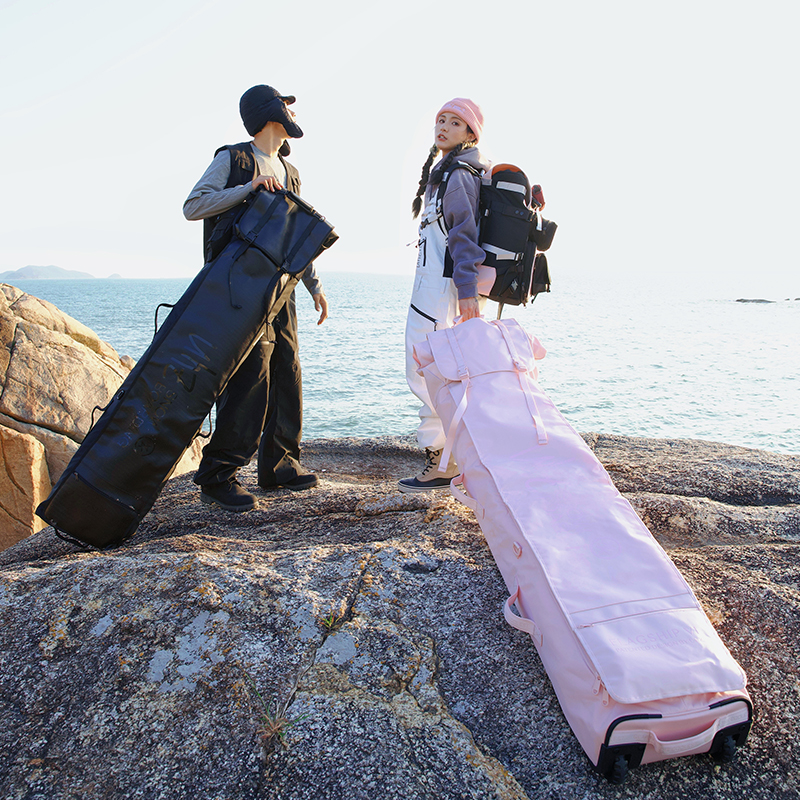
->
[436,162,557,312]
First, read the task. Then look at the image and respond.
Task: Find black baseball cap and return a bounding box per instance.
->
[239,85,303,138]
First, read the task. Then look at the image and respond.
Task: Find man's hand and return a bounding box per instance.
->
[458,296,480,321]
[251,175,284,192]
[314,292,329,325]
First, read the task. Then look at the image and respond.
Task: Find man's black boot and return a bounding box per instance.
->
[259,471,318,492]
[200,479,257,512]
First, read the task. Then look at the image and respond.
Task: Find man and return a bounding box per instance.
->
[183,84,328,511]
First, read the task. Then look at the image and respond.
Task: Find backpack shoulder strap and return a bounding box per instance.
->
[435,160,483,224]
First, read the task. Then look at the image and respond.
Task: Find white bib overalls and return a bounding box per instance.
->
[404,193,461,450]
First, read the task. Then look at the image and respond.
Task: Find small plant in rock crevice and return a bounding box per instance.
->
[244,672,306,753]
[320,610,346,633]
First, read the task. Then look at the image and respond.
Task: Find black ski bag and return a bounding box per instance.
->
[36,188,338,549]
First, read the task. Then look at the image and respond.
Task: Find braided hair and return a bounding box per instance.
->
[411,130,476,219]
[430,142,469,187]
[412,145,438,219]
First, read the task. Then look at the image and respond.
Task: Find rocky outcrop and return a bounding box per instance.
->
[587,432,800,546]
[0,434,798,800]
[0,425,51,549]
[0,284,201,549]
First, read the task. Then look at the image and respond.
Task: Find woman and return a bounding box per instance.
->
[399,98,490,493]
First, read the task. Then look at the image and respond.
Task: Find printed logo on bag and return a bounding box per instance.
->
[606,626,706,654]
[134,436,156,456]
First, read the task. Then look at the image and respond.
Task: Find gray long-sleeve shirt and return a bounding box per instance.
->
[184,144,323,296]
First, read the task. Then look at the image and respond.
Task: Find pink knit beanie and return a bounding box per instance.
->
[436,98,484,143]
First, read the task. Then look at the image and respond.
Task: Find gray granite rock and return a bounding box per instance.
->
[584,433,800,546]
[0,434,798,800]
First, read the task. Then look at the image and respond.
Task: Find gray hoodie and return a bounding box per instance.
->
[427,146,491,300]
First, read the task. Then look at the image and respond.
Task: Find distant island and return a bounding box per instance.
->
[0,265,97,281]
[735,297,800,303]
[0,265,99,281]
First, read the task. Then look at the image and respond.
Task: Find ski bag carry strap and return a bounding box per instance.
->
[438,326,472,472]
[494,320,548,445]
[504,585,544,647]
[449,474,485,518]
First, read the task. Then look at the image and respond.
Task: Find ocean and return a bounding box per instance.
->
[9,272,800,456]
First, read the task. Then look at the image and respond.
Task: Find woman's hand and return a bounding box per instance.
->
[458,296,481,321]
[314,292,329,325]
[251,175,284,192]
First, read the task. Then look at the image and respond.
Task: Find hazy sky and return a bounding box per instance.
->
[2,0,798,297]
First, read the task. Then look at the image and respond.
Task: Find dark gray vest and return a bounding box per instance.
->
[202,142,301,262]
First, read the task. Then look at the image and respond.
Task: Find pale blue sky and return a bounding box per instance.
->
[2,0,798,297]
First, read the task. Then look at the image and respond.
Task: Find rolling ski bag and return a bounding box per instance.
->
[36,188,338,549]
[412,318,753,783]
